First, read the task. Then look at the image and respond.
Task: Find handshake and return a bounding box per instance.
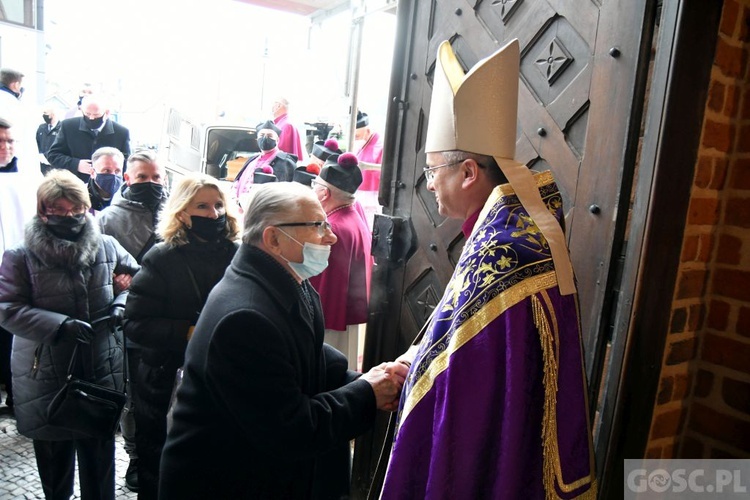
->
[360,356,413,412]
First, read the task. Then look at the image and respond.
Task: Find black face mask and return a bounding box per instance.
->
[258,137,277,152]
[128,182,164,208]
[83,115,104,130]
[189,214,226,241]
[42,114,52,125]
[46,214,86,241]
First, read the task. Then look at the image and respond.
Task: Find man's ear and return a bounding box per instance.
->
[261,226,283,255]
[461,158,481,189]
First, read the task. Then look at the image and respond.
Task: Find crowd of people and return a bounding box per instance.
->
[0,36,597,500]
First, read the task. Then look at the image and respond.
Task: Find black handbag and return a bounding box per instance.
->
[47,342,127,440]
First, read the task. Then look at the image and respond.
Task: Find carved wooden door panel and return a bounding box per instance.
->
[354,0,653,496]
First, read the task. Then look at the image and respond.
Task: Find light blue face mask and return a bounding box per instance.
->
[277,228,331,280]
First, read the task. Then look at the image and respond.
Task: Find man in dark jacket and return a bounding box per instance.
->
[36,106,61,175]
[97,148,167,492]
[159,182,407,499]
[46,95,130,183]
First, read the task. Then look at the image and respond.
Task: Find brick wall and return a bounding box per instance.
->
[646,0,750,459]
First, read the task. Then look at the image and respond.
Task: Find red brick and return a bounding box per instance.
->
[671,307,688,333]
[737,124,750,153]
[697,234,714,263]
[694,156,714,189]
[716,233,742,265]
[708,299,731,331]
[695,369,714,398]
[657,376,674,404]
[679,436,705,458]
[688,303,706,331]
[651,408,686,439]
[713,269,750,301]
[666,337,698,365]
[703,119,735,151]
[681,235,700,263]
[741,5,750,44]
[711,157,729,190]
[702,333,750,374]
[689,402,750,449]
[730,158,750,189]
[673,372,691,400]
[738,307,750,338]
[687,197,721,226]
[743,87,750,120]
[724,196,750,228]
[715,37,746,78]
[721,0,740,38]
[722,377,750,415]
[676,270,708,299]
[707,79,726,113]
[725,83,741,117]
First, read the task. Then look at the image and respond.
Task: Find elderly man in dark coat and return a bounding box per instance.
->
[159,182,407,499]
[47,95,130,183]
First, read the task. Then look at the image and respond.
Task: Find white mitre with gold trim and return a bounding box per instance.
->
[426,39,519,160]
[425,39,576,295]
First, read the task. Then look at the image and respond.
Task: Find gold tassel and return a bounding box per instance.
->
[532,294,559,500]
[532,294,598,500]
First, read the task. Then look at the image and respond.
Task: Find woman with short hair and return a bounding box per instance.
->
[124,173,239,498]
[0,169,139,500]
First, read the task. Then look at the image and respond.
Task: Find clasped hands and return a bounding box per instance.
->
[361,347,418,412]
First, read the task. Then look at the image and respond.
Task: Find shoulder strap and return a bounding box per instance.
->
[135,232,156,263]
[176,248,202,304]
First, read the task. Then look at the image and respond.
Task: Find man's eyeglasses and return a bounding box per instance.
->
[423,159,464,181]
[275,221,332,237]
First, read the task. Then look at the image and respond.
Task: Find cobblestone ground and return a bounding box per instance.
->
[0,387,136,500]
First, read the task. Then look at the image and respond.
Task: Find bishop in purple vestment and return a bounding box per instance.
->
[380,39,596,500]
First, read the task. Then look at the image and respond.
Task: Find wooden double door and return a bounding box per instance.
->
[352,0,674,497]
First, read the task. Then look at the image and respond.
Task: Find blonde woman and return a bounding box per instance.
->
[124,173,239,498]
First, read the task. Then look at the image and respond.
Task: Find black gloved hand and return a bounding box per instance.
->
[109,305,125,330]
[60,319,95,344]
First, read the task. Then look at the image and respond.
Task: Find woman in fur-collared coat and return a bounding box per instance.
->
[0,169,139,500]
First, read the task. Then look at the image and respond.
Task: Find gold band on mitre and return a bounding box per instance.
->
[426,39,575,296]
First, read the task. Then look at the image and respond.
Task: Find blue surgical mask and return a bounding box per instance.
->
[95,173,123,197]
[277,229,330,280]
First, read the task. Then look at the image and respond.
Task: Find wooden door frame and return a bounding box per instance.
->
[596,0,723,497]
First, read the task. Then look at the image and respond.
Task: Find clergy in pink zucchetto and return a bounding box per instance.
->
[379,39,597,499]
[308,153,373,371]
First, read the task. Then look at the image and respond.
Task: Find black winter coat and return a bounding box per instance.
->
[159,245,376,499]
[47,117,130,183]
[124,236,238,392]
[0,216,139,440]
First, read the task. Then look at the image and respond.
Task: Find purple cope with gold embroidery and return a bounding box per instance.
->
[381,172,596,499]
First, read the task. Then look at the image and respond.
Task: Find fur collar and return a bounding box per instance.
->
[25,215,101,269]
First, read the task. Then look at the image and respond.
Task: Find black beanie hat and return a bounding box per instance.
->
[319,153,362,194]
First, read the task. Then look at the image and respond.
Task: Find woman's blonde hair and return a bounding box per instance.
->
[157,173,239,246]
[36,169,91,216]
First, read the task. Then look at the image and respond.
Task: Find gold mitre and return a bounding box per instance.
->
[426,39,576,295]
[425,39,519,158]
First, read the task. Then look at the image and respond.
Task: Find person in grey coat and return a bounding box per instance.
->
[0,169,139,500]
[96,149,167,492]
